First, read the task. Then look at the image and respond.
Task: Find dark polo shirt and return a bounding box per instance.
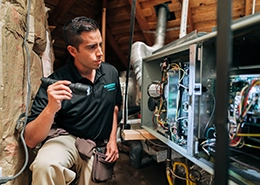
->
[27,60,122,140]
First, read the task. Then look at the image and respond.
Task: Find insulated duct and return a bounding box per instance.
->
[130,4,168,86]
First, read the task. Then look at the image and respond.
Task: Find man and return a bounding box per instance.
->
[24,16,122,185]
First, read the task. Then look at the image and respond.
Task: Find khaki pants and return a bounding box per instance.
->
[30,135,105,185]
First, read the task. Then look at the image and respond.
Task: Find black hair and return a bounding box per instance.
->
[62,16,100,50]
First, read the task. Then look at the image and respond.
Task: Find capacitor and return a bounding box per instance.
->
[147,81,162,98]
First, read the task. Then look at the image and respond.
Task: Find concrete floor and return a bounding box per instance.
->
[106,152,169,185]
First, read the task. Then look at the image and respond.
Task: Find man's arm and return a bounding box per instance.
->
[24,80,72,148]
[105,105,119,162]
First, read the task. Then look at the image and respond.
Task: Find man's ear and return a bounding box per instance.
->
[67,45,77,57]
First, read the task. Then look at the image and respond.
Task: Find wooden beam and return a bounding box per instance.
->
[102,0,107,61]
[122,129,157,140]
[48,0,77,26]
[187,1,194,33]
[128,0,154,46]
[245,0,251,16]
[106,29,128,68]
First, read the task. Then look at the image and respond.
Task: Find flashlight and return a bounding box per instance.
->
[41,77,92,96]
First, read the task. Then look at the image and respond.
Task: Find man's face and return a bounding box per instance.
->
[70,30,103,72]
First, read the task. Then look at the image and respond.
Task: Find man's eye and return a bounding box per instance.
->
[86,45,96,50]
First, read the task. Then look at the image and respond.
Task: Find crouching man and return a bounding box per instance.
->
[24,16,122,185]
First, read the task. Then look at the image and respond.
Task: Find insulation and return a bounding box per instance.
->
[0,0,49,184]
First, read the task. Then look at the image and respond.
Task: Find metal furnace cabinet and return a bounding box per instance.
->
[141,12,260,184]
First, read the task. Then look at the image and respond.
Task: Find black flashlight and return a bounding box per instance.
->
[41,77,92,96]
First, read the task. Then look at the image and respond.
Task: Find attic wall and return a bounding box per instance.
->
[0,0,52,184]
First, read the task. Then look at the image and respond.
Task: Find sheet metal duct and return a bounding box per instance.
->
[130,4,168,86]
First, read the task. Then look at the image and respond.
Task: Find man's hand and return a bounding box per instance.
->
[25,80,73,148]
[46,80,73,113]
[105,140,119,162]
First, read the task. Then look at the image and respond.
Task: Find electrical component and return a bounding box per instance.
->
[147,81,162,98]
[227,75,260,148]
[166,70,179,123]
[147,61,190,145]
[147,97,157,111]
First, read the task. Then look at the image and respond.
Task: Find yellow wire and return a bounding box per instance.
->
[173,162,196,185]
[155,97,167,127]
[170,63,186,82]
[166,168,174,185]
[236,133,260,137]
[243,143,260,149]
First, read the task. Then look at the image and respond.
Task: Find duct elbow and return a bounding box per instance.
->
[130,42,153,86]
[130,4,168,87]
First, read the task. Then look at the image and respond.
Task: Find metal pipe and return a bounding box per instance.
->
[130,4,168,86]
[154,5,168,47]
[179,0,189,38]
[252,0,256,14]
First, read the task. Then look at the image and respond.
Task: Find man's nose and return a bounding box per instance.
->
[97,46,103,56]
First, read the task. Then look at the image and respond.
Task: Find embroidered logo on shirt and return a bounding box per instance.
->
[104,83,116,91]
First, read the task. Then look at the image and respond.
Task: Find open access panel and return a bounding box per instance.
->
[141,12,260,184]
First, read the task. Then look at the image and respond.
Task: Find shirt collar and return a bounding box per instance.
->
[68,59,105,83]
[68,59,82,81]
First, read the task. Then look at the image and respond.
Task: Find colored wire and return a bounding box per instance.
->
[236,133,260,137]
[243,143,260,149]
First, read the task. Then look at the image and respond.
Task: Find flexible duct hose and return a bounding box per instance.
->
[130,4,168,86]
